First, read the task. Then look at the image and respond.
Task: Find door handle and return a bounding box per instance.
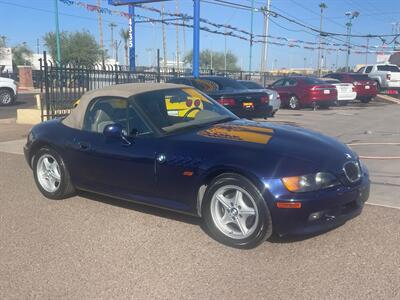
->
[78,141,91,151]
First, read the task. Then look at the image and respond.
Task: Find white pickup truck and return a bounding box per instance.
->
[0,77,18,106]
[357,64,400,90]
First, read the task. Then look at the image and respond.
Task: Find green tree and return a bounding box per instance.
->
[43,30,103,66]
[184,49,240,71]
[120,29,129,66]
[12,43,33,69]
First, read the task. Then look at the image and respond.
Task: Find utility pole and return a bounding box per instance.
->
[317,3,327,77]
[260,0,271,73]
[53,0,61,65]
[98,0,103,49]
[109,22,117,61]
[98,0,104,65]
[345,11,360,72]
[248,0,255,73]
[224,27,227,73]
[161,3,168,71]
[365,35,370,65]
[175,0,180,72]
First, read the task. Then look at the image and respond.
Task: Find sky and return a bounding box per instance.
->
[0,0,399,71]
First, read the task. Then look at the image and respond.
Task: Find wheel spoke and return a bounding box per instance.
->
[216,194,231,209]
[233,190,242,207]
[234,216,248,235]
[43,157,52,170]
[240,207,256,217]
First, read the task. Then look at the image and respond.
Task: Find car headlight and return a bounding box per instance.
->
[282,172,339,193]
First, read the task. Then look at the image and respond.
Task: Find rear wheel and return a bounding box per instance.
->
[33,147,75,200]
[202,173,272,249]
[0,88,14,106]
[288,95,300,110]
[360,97,372,104]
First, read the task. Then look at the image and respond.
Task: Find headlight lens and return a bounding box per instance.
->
[282,172,339,192]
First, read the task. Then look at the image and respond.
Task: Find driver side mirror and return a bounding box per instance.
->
[103,123,131,145]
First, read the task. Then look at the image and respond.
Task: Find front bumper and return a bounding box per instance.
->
[263,176,370,236]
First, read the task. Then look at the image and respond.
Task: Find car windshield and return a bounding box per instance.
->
[240,81,263,89]
[302,77,325,85]
[134,88,237,133]
[377,65,400,72]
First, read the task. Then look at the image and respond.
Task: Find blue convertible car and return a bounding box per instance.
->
[24,83,370,248]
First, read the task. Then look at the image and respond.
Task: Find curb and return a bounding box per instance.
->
[376,94,400,104]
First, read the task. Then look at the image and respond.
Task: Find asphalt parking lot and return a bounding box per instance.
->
[0,99,399,299]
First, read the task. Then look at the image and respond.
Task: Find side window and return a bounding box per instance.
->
[272,79,285,87]
[287,79,297,86]
[365,66,373,73]
[84,97,128,134]
[127,102,152,136]
[357,67,365,73]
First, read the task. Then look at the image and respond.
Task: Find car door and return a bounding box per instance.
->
[68,96,158,199]
[271,79,289,104]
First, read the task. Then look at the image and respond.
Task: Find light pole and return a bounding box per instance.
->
[248,0,255,73]
[260,0,271,73]
[54,0,61,65]
[345,11,359,72]
[317,3,327,77]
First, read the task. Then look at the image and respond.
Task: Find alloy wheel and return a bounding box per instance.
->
[210,185,259,239]
[36,154,61,193]
[0,90,12,105]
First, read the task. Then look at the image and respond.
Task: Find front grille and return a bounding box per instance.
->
[343,161,361,183]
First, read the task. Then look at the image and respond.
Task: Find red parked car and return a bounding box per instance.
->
[270,76,337,109]
[323,73,377,103]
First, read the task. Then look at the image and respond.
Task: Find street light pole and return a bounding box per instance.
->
[54,0,61,65]
[260,0,271,73]
[345,11,359,72]
[248,0,255,73]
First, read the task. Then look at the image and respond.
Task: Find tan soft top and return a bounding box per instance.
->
[62,82,188,129]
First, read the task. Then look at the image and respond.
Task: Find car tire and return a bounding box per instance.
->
[202,173,273,249]
[360,97,372,104]
[288,95,300,110]
[33,147,75,200]
[376,81,381,92]
[0,88,14,106]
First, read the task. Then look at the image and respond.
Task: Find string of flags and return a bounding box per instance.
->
[59,0,396,55]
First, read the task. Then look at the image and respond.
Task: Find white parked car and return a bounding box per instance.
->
[0,77,18,106]
[238,80,281,117]
[357,64,400,90]
[320,78,356,105]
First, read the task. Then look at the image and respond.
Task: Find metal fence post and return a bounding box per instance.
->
[42,51,50,122]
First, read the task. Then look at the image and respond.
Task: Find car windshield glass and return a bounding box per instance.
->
[303,77,325,85]
[202,77,247,91]
[349,74,370,81]
[240,81,263,89]
[134,88,237,133]
[377,65,400,72]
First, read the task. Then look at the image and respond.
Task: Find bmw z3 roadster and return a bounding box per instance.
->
[24,83,370,248]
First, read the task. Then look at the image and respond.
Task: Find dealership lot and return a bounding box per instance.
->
[0,100,399,298]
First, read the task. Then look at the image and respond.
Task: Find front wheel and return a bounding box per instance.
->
[202,173,273,249]
[33,147,75,200]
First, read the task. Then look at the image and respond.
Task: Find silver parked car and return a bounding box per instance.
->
[238,80,281,117]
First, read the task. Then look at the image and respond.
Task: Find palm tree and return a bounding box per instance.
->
[120,29,129,66]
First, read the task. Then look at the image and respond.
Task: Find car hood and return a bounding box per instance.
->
[172,119,357,174]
